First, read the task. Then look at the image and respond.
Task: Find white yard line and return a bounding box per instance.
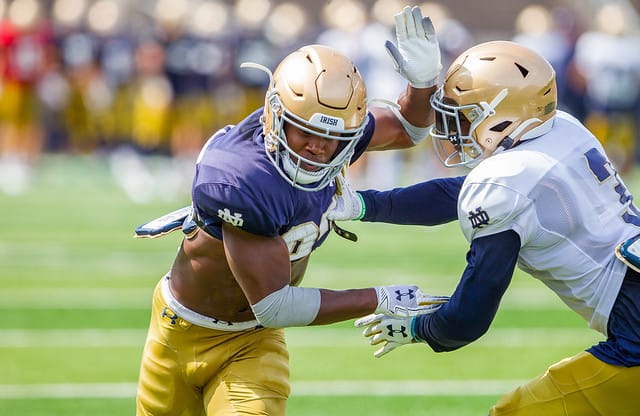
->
[0,287,563,309]
[293,380,527,396]
[0,327,601,348]
[0,329,146,347]
[0,383,138,399]
[0,380,527,399]
[0,288,150,309]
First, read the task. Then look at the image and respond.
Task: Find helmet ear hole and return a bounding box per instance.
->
[490,121,513,132]
[514,63,529,78]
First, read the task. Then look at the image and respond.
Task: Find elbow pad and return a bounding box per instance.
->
[250,285,321,328]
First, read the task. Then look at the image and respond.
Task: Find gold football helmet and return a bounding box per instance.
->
[430,40,557,168]
[243,44,368,191]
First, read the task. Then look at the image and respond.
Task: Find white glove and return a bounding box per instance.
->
[386,6,441,88]
[355,313,416,358]
[375,285,449,317]
[328,174,364,221]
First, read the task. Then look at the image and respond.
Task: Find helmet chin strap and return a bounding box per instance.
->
[520,116,555,140]
[496,116,556,152]
[499,136,514,150]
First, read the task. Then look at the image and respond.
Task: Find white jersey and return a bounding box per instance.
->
[458,111,640,335]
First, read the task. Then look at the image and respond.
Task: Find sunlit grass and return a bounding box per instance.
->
[1,154,631,415]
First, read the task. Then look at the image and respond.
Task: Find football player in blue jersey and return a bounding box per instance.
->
[135,7,450,416]
[331,40,640,415]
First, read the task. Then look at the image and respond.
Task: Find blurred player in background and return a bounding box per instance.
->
[0,0,49,194]
[135,7,449,416]
[572,2,640,174]
[331,40,640,415]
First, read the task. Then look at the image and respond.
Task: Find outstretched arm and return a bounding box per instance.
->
[356,230,520,358]
[413,230,520,351]
[368,6,442,150]
[360,176,465,225]
[329,175,465,225]
[222,223,447,328]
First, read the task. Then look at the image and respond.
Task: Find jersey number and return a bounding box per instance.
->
[584,147,640,226]
[283,223,318,261]
[282,209,332,261]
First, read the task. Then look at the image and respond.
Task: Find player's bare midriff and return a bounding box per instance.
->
[168,229,309,323]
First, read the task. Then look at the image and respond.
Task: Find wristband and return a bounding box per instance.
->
[390,104,433,145]
[355,192,366,220]
[410,316,422,342]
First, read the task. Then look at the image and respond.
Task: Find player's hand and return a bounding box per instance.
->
[327,174,364,221]
[385,6,441,88]
[355,313,416,358]
[375,285,449,317]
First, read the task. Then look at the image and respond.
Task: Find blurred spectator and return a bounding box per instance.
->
[0,0,50,194]
[130,37,172,154]
[512,4,578,114]
[419,1,473,77]
[1,0,639,197]
[572,2,640,173]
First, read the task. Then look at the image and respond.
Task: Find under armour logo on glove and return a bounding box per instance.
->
[394,289,416,301]
[386,323,409,338]
[375,285,450,317]
[356,313,417,358]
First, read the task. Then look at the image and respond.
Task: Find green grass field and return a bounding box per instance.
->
[1,154,635,415]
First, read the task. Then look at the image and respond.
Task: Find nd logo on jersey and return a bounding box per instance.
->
[468,207,490,229]
[218,208,244,227]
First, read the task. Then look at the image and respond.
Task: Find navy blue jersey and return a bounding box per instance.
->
[191,109,374,261]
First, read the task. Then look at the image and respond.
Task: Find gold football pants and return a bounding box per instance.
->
[136,280,290,415]
[491,351,640,415]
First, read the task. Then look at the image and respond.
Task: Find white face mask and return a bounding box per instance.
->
[241,61,368,191]
[281,153,327,185]
[430,87,509,169]
[263,93,367,192]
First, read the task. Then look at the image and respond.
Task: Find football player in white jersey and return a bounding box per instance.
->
[330,41,640,415]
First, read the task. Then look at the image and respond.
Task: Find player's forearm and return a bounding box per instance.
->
[413,282,503,352]
[359,177,464,225]
[310,288,378,325]
[367,85,439,151]
[413,231,520,351]
[414,304,491,352]
[397,84,437,128]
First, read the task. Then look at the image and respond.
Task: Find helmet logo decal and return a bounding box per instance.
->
[310,113,345,130]
[217,208,244,227]
[468,207,490,229]
[543,101,556,115]
[320,115,338,126]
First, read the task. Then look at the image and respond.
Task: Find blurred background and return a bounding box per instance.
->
[2,1,640,414]
[1,0,640,200]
